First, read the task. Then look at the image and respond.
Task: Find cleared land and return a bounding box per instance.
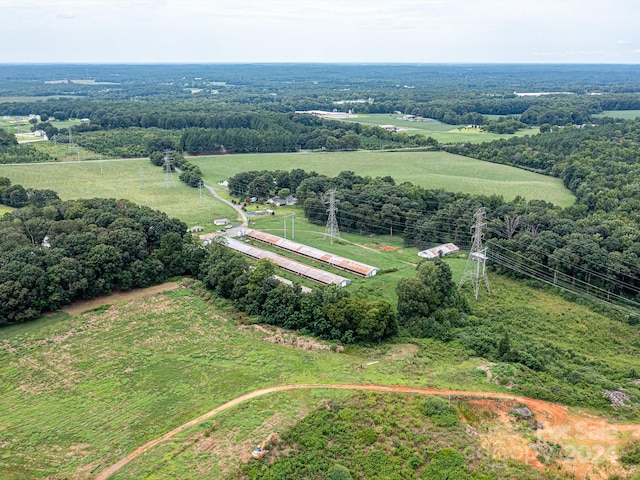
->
[100,384,640,480]
[1,280,638,479]
[192,150,574,207]
[341,113,539,143]
[593,110,640,120]
[0,159,238,229]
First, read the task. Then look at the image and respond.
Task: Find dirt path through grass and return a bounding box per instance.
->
[95,383,640,480]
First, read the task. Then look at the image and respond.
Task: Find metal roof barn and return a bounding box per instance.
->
[417,243,460,259]
[226,238,351,287]
[244,229,379,277]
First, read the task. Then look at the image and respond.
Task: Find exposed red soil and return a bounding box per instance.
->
[94,383,640,480]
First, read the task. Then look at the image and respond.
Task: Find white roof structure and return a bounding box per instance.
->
[244,229,379,277]
[418,243,460,259]
[227,238,351,287]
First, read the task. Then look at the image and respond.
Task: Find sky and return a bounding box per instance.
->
[1,0,639,64]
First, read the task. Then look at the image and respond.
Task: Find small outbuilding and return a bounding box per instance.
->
[214,218,230,226]
[418,243,460,259]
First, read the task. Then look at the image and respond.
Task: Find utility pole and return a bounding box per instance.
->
[459,207,490,299]
[163,150,174,188]
[283,213,295,239]
[323,189,341,244]
[198,180,203,207]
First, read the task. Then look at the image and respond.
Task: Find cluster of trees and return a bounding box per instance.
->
[0,180,202,324]
[396,259,469,341]
[178,113,433,154]
[73,128,182,158]
[481,117,528,134]
[0,128,52,164]
[201,242,397,343]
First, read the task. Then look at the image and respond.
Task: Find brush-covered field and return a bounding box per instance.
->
[340,114,540,143]
[192,150,574,207]
[1,274,638,479]
[0,159,238,229]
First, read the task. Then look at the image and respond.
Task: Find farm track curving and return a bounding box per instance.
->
[95,383,640,479]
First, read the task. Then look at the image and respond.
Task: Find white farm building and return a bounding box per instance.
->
[418,243,460,259]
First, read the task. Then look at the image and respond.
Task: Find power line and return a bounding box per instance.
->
[324,188,341,244]
[459,207,490,299]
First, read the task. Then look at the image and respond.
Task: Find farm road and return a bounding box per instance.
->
[95,383,640,479]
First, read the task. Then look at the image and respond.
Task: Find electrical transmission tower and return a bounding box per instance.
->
[323,189,341,244]
[459,207,490,299]
[163,150,174,188]
[67,127,74,154]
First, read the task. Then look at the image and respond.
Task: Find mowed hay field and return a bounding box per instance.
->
[593,110,640,120]
[0,159,238,229]
[340,113,540,143]
[192,150,574,207]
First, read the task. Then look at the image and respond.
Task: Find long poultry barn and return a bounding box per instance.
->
[226,238,351,287]
[243,229,380,277]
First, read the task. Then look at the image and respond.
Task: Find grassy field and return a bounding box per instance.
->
[192,150,574,207]
[1,274,638,479]
[341,114,539,143]
[0,288,487,479]
[0,159,238,229]
[0,204,13,215]
[593,110,640,120]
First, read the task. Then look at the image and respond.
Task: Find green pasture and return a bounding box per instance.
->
[593,110,640,120]
[50,118,82,129]
[0,159,238,228]
[0,204,13,215]
[193,150,574,207]
[341,113,539,143]
[1,273,638,478]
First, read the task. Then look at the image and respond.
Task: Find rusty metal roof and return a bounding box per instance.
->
[244,229,379,277]
[227,238,351,287]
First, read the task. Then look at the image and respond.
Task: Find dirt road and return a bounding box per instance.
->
[95,383,640,479]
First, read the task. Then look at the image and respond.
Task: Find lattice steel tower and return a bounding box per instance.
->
[459,207,490,299]
[163,150,174,188]
[324,189,341,244]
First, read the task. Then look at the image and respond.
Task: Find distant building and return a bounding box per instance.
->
[418,243,460,259]
[187,226,204,232]
[213,218,230,226]
[266,195,298,206]
[380,125,398,132]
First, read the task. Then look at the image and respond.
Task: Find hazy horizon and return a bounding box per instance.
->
[1,0,639,64]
